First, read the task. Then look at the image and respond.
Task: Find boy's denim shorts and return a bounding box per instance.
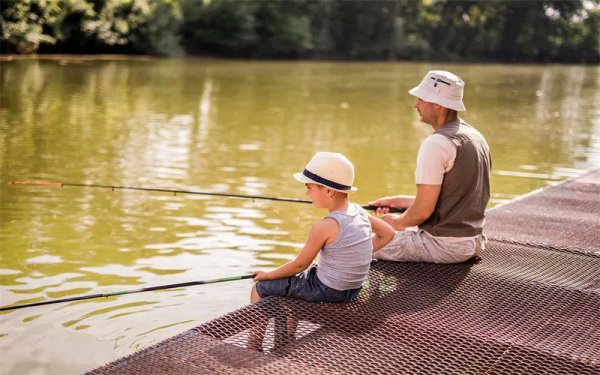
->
[256,266,361,303]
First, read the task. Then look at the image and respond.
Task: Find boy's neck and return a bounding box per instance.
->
[327,196,349,213]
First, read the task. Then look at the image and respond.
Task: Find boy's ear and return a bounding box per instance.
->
[326,188,336,197]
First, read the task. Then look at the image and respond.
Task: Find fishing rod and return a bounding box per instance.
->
[10,180,406,213]
[0,274,255,312]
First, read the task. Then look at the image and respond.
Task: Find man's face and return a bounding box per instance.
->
[414,98,438,125]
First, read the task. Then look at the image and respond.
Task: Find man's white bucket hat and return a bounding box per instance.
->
[293,152,358,193]
[409,70,467,112]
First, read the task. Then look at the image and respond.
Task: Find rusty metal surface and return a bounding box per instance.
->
[89,171,600,374]
[486,170,600,254]
[89,241,600,374]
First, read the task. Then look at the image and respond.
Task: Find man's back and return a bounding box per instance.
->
[420,118,491,237]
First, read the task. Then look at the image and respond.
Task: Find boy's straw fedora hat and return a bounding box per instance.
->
[409,70,466,112]
[293,152,358,193]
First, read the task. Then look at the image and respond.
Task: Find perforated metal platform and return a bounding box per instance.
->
[486,170,600,255]
[88,170,600,374]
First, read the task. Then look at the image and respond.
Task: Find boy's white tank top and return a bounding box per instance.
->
[316,203,373,291]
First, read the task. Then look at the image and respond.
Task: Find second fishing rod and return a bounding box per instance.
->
[11,180,406,213]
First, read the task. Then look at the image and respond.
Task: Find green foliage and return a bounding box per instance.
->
[132,0,183,56]
[50,0,95,52]
[181,0,257,56]
[1,0,61,53]
[1,0,182,55]
[1,0,598,63]
[181,0,311,57]
[253,0,312,57]
[421,0,599,63]
[327,1,395,59]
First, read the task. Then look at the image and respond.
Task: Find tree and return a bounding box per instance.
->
[1,0,60,53]
[1,0,598,63]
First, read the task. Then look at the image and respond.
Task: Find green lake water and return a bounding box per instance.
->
[0,57,598,374]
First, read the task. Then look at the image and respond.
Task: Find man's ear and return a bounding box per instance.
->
[436,104,450,116]
[327,188,336,197]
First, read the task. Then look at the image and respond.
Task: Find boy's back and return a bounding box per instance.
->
[317,203,373,291]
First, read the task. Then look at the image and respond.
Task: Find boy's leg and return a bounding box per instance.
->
[248,278,291,351]
[250,284,262,304]
[286,314,298,338]
[247,321,266,351]
[247,284,268,351]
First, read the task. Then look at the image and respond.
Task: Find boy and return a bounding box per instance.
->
[251,151,395,304]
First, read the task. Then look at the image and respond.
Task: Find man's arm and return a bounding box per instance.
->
[376,184,441,230]
[375,135,450,230]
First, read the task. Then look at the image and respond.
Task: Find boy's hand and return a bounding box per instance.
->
[374,206,391,216]
[378,213,406,231]
[253,271,270,282]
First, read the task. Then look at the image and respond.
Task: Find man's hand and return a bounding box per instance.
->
[253,271,270,282]
[369,195,415,209]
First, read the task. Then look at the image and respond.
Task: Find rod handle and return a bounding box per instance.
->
[362,205,406,214]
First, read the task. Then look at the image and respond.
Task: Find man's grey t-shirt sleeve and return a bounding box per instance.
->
[415,134,457,185]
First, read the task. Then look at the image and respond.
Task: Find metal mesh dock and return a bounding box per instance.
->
[89,171,600,374]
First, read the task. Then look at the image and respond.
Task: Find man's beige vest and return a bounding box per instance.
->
[419,118,491,237]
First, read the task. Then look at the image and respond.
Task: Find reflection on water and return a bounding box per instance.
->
[0,57,599,374]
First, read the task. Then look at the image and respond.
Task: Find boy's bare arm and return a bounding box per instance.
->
[369,215,395,252]
[253,218,337,282]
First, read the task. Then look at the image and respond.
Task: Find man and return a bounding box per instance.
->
[371,70,491,264]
